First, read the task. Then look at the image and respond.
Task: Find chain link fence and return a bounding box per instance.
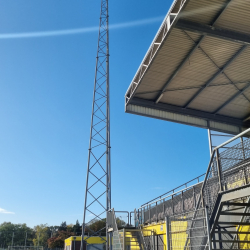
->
[167,208,210,250]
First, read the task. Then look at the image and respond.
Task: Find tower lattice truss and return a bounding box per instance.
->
[81,0,111,247]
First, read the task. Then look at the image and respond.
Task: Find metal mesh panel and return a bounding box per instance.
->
[168,208,209,250]
[144,208,150,224]
[107,210,123,250]
[203,138,250,216]
[220,138,250,191]
[142,183,203,225]
[156,235,164,250]
[113,231,123,250]
[157,202,164,221]
[150,205,157,223]
[202,160,220,215]
[143,236,152,250]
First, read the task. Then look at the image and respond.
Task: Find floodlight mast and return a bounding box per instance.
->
[80,0,111,250]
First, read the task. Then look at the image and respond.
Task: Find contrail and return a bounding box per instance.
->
[0,16,164,39]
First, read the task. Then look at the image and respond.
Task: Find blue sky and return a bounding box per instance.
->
[0,0,211,227]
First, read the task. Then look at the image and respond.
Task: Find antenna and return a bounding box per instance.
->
[80,0,111,250]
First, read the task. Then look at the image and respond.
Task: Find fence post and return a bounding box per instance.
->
[123,228,125,250]
[181,191,184,212]
[205,206,212,250]
[241,137,248,184]
[143,207,145,225]
[156,202,158,222]
[149,205,151,224]
[163,199,165,217]
[172,195,174,215]
[216,149,223,192]
[241,137,246,160]
[152,231,155,250]
[140,208,142,225]
[165,217,170,250]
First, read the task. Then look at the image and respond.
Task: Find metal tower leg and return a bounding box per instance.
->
[81,1,111,250]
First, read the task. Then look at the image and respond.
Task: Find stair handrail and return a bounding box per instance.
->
[201,127,250,209]
[214,127,250,151]
[134,209,147,250]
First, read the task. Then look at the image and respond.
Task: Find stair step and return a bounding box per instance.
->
[220,212,250,216]
[212,240,250,243]
[223,202,250,207]
[215,230,250,234]
[218,221,250,225]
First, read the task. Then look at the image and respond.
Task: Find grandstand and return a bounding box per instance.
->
[108,0,250,250]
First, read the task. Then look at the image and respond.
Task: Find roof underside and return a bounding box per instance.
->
[125,0,250,134]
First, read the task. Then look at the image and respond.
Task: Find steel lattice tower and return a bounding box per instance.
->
[81,0,111,249]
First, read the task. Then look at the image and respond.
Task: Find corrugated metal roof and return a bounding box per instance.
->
[125,0,250,134]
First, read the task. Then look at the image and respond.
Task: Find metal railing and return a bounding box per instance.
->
[201,128,250,216]
[166,207,211,250]
[136,174,205,225]
[135,128,250,226]
[142,174,205,206]
[107,209,123,250]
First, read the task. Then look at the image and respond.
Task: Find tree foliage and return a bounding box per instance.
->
[0,218,126,248]
[0,222,34,248]
[33,224,50,247]
[47,231,74,248]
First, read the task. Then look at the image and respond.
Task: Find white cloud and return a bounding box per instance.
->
[0,16,164,39]
[0,208,15,214]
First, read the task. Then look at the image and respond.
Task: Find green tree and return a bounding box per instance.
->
[58,222,67,232]
[86,219,106,235]
[85,217,126,234]
[72,220,81,235]
[0,222,33,248]
[48,226,59,239]
[116,218,126,229]
[47,231,73,248]
[33,224,49,247]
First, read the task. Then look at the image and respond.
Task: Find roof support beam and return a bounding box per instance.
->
[214,83,250,114]
[183,46,247,108]
[175,20,250,46]
[154,0,233,104]
[128,98,249,129]
[155,37,205,103]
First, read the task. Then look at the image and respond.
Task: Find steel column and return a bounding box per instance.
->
[165,217,170,250]
[216,149,223,192]
[205,206,212,250]
[123,228,125,250]
[208,129,213,156]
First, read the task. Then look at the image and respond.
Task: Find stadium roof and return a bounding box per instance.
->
[125,0,250,135]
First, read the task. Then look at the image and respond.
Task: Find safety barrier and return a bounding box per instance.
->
[166,207,211,250]
[138,175,205,225]
[136,129,250,226]
[201,128,250,216]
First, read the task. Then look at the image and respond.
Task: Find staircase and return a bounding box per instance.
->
[133,209,148,250]
[107,209,123,250]
[208,188,250,250]
[200,131,250,250]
